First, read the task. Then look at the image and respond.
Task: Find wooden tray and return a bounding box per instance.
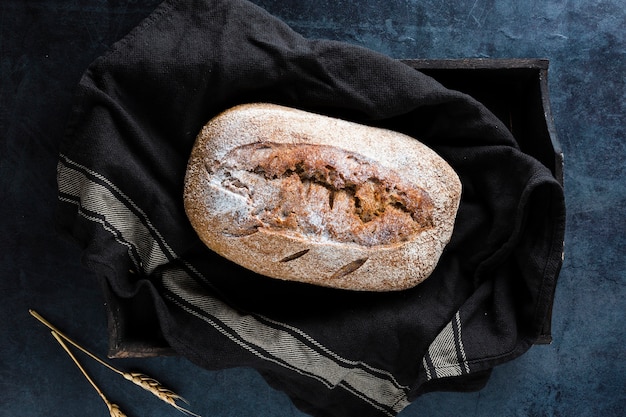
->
[104,58,563,358]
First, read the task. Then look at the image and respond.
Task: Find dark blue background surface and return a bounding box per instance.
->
[1,1,624,416]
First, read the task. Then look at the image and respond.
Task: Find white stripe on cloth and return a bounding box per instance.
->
[423,311,469,379]
[57,155,174,273]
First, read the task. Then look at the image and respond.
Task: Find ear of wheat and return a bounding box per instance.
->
[123,372,201,416]
[107,403,127,417]
[31,309,201,417]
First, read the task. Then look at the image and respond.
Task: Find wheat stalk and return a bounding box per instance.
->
[30,309,201,416]
[30,310,120,373]
[50,331,127,417]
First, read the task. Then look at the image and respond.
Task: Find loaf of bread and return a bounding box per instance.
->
[183,103,462,291]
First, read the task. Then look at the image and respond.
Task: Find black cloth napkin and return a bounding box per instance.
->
[56,0,566,416]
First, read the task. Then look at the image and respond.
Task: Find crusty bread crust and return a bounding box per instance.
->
[184,103,462,291]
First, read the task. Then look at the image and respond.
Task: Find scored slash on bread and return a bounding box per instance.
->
[279,249,311,263]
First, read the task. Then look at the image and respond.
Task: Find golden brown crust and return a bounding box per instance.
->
[184,103,462,291]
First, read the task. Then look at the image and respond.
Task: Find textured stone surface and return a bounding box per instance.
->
[1,0,624,416]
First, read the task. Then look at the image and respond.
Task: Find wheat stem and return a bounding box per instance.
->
[50,331,127,417]
[30,309,201,416]
[29,309,119,374]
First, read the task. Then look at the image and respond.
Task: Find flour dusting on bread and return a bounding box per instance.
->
[184,103,461,291]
